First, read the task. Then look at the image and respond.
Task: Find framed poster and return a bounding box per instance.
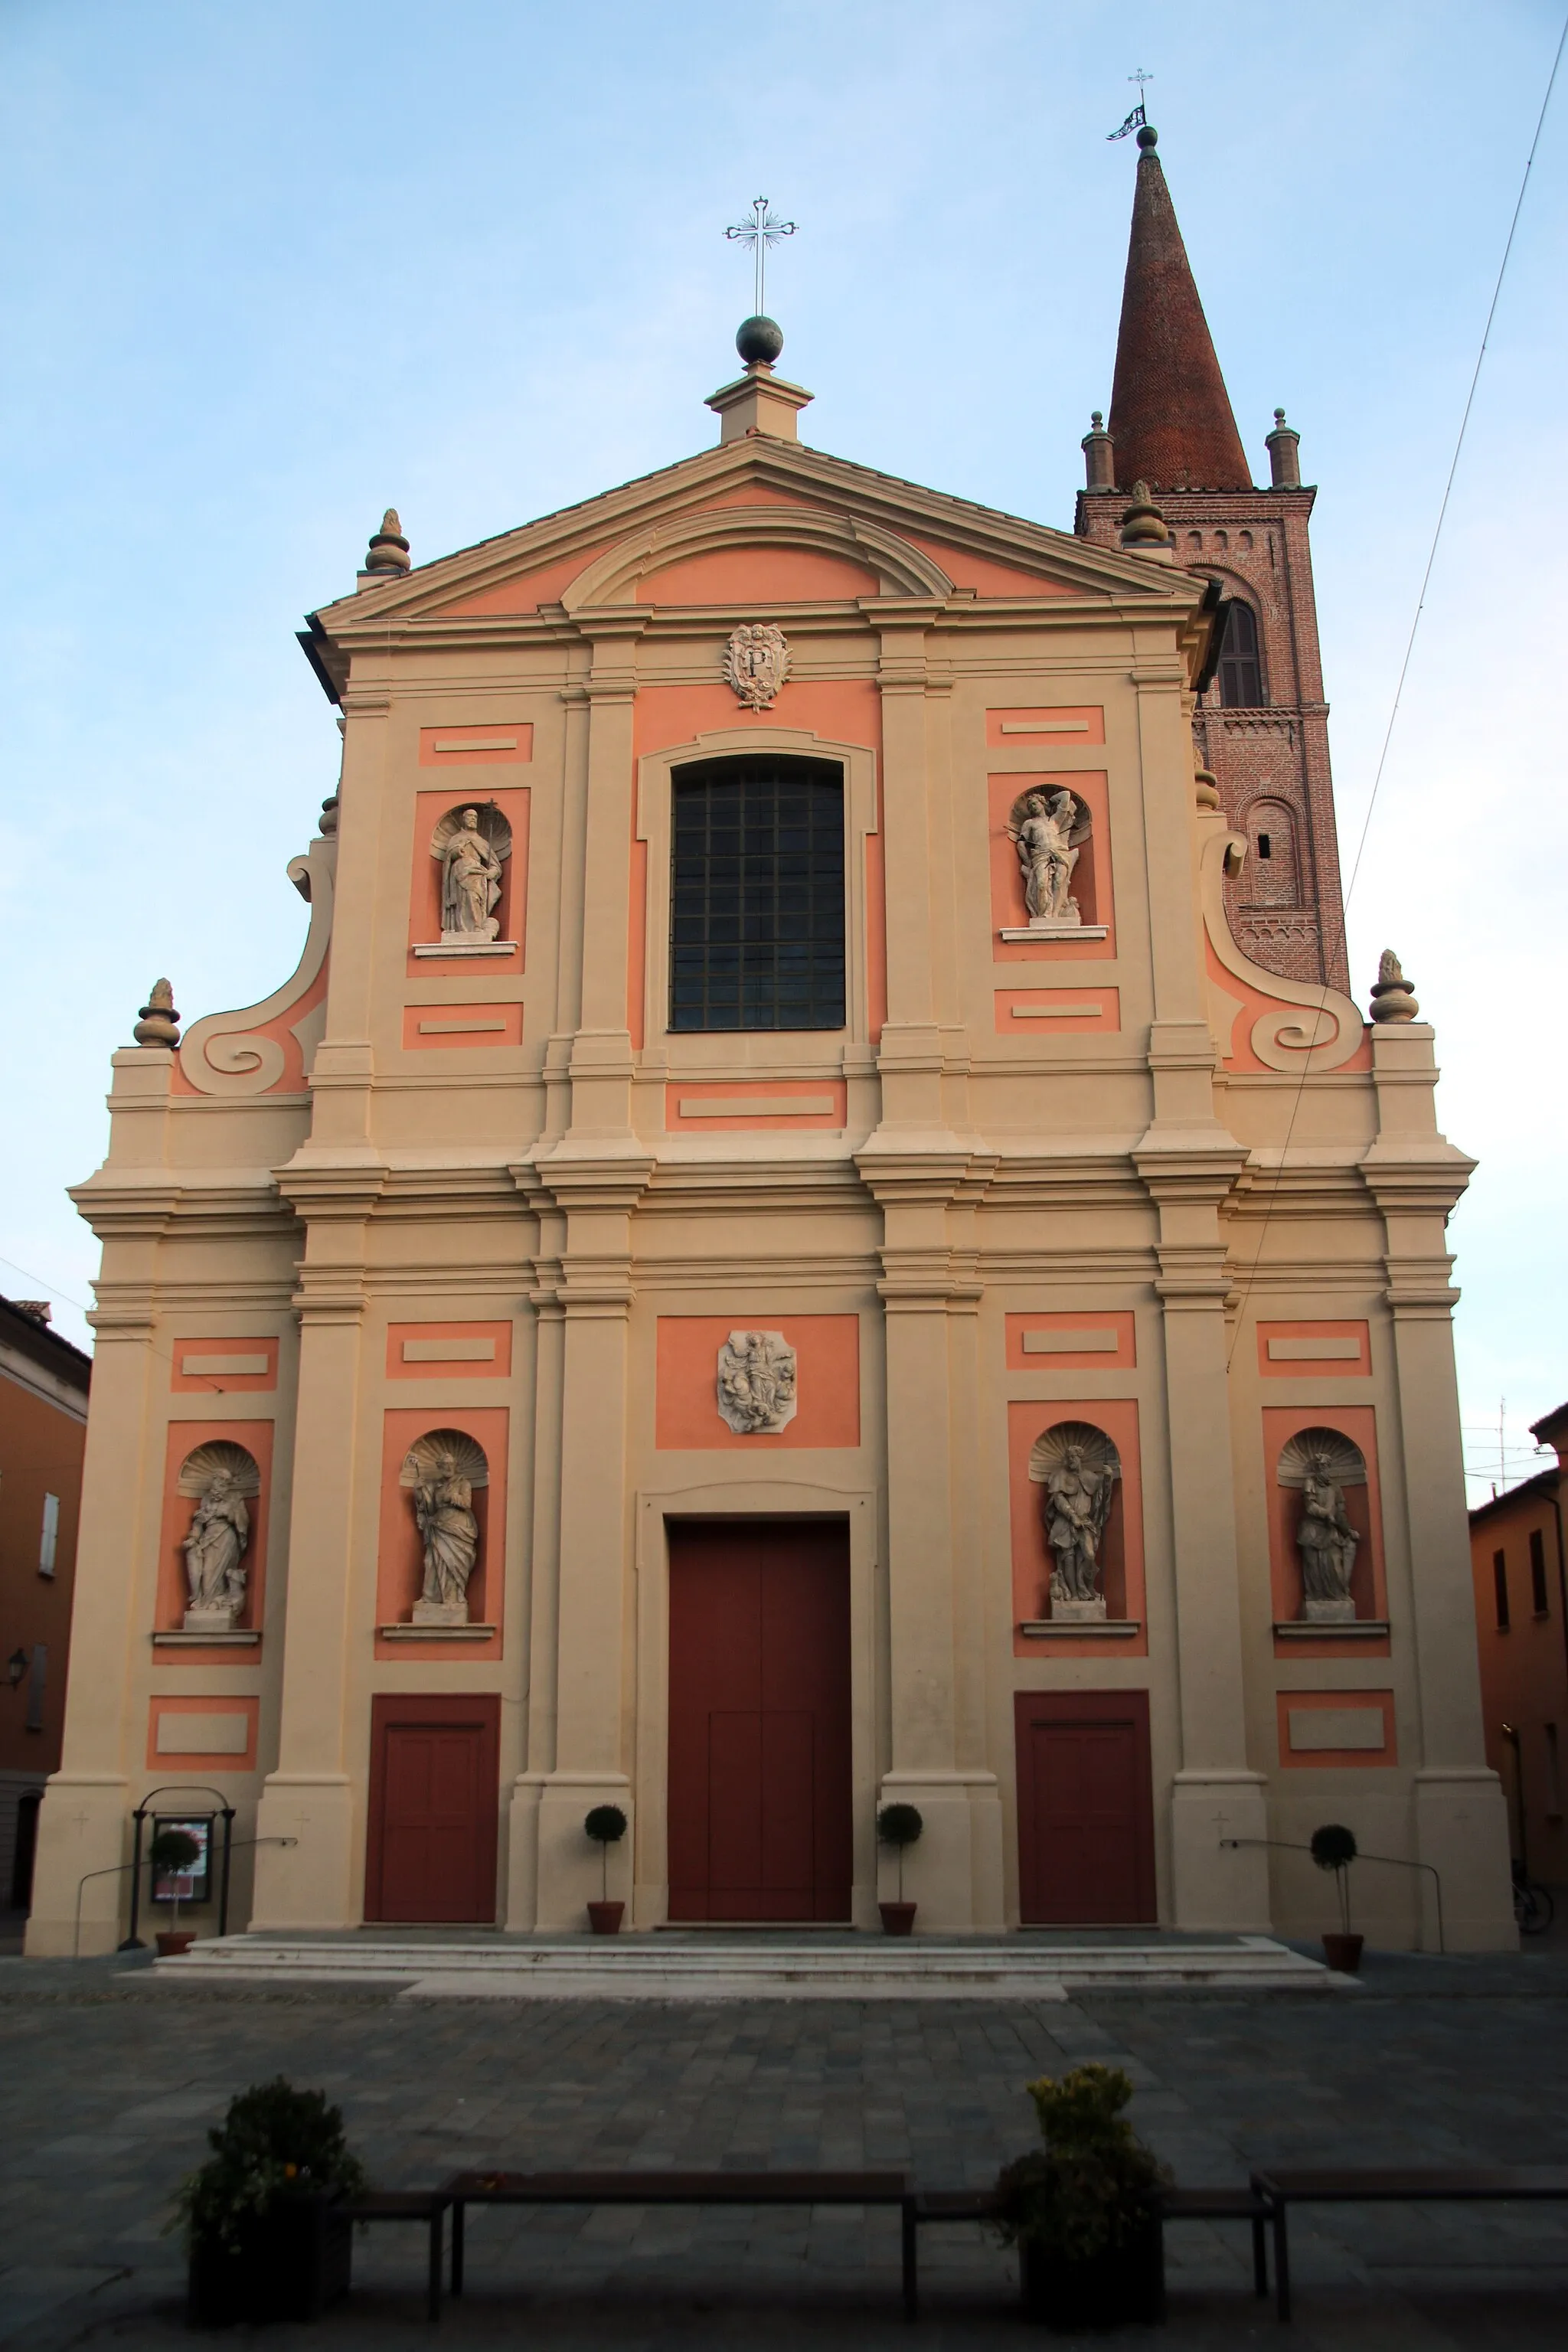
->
[151,1812,214,1906]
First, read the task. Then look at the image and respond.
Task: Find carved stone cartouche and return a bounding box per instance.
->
[716,1330,799,1435]
[724,622,790,710]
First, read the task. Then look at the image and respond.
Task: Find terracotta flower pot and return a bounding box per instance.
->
[879,1900,916,1936]
[155,1930,197,1958]
[188,2197,351,2327]
[586,1900,624,1936]
[1021,2221,1165,2329]
[1322,1931,1364,1973]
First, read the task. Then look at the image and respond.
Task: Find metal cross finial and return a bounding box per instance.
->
[726,196,795,316]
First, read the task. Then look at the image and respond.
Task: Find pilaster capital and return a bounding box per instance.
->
[274,1161,388,1220]
[514,1146,655,1217]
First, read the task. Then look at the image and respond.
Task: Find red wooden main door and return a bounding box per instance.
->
[1014,1690,1156,1924]
[668,1520,852,1921]
[366,1694,500,1923]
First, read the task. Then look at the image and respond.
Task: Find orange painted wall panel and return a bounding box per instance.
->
[1005,1312,1136,1374]
[994,988,1119,1035]
[407,784,529,976]
[145,1694,260,1772]
[170,1338,279,1395]
[990,772,1115,960]
[899,537,1073,598]
[664,1080,848,1132]
[155,1419,274,1661]
[655,1316,861,1451]
[1262,1403,1387,1655]
[1257,1320,1371,1378]
[1275,1688,1397,1769]
[1009,1398,1146,1658]
[639,545,879,604]
[433,548,613,616]
[374,1405,508,1661]
[385,1321,514,1381]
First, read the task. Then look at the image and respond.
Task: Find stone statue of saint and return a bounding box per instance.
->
[1044,1445,1112,1614]
[411,1449,480,1624]
[182,1468,250,1626]
[716,1331,799,1435]
[1297,1459,1359,1622]
[1014,790,1080,924]
[440,808,504,940]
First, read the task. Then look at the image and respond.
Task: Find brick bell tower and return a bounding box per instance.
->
[1075,120,1349,991]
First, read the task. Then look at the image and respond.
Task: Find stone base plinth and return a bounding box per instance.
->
[412,939,518,959]
[999,923,1109,944]
[1302,1596,1357,1623]
[411,1599,469,1626]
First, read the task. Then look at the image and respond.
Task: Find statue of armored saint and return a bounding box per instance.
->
[1296,1458,1359,1622]
[182,1467,250,1628]
[440,808,504,941]
[411,1448,481,1625]
[1014,790,1080,926]
[1044,1444,1112,1619]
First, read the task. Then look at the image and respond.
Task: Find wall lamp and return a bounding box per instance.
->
[6,1649,28,1689]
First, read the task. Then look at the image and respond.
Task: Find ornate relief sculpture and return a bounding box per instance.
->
[1008,789,1089,929]
[724,622,791,710]
[716,1331,799,1435]
[178,1442,260,1630]
[400,1430,488,1625]
[1279,1428,1366,1623]
[1028,1423,1121,1622]
[438,806,506,941]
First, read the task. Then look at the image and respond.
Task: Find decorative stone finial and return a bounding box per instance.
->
[319,796,339,836]
[1194,765,1221,810]
[1081,410,1116,492]
[1369,950,1419,1023]
[736,315,784,366]
[1266,407,1302,489]
[1119,479,1170,551]
[133,978,181,1048]
[365,508,410,574]
[1136,122,1158,151]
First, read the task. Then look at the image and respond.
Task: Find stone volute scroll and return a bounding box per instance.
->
[1279,1428,1366,1624]
[416,802,516,959]
[1028,1423,1121,1622]
[399,1430,488,1626]
[716,1331,798,1434]
[724,622,790,710]
[1001,789,1108,943]
[177,1442,260,1633]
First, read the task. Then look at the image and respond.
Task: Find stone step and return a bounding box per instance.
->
[155,1932,1346,2000]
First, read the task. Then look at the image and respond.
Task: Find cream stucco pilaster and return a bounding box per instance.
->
[1363,1023,1514,1949]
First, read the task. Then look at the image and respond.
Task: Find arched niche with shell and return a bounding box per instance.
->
[176,1441,261,1631]
[397,1429,490,1627]
[1027,1421,1123,1621]
[429,802,514,946]
[1278,1426,1370,1625]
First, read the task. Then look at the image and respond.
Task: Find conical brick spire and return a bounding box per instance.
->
[1106,126,1250,494]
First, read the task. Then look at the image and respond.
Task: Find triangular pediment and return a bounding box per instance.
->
[309,433,1203,668]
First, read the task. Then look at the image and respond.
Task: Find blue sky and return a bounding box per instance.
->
[2,2,1564,1500]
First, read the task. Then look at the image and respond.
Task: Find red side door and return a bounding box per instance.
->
[668,1520,852,1921]
[366,1694,499,1923]
[1014,1690,1156,1924]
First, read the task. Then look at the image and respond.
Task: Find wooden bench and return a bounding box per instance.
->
[1250,2165,1568,2320]
[443,2167,917,2317]
[342,2189,452,2320]
[909,2184,1269,2314]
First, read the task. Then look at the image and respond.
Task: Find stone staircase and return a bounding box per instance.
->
[155,1931,1346,2000]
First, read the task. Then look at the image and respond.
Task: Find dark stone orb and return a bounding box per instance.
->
[736,315,784,364]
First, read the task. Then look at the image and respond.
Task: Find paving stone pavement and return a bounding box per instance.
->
[2,1947,1567,2349]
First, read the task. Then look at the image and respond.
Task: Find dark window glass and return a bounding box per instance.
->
[1494,1550,1511,1630]
[669,756,845,1031]
[1530,1527,1550,1615]
[1217,600,1264,706]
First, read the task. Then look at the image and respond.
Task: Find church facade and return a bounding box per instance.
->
[29,130,1514,1953]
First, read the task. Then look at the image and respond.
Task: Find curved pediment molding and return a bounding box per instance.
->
[178,837,335,1097]
[1200,825,1365,1073]
[560,503,954,613]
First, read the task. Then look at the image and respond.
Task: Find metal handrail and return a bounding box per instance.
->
[1220,1834,1446,1952]
[75,1836,295,1959]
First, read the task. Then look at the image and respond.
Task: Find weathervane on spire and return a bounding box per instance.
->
[726,196,796,317]
[1107,68,1153,140]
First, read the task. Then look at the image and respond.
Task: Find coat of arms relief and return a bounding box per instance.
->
[724,622,791,710]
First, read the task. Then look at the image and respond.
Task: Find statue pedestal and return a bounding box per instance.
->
[1000,922,1108,944]
[182,1605,241,1634]
[1302,1596,1357,1624]
[412,1598,470,1627]
[412,938,518,959]
[1049,1596,1107,1622]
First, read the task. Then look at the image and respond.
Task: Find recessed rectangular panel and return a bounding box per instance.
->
[417,723,534,765]
[156,1712,248,1756]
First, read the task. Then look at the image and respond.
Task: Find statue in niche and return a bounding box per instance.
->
[1012,789,1083,926]
[1279,1428,1366,1624]
[176,1442,260,1630]
[439,807,505,940]
[1028,1423,1121,1622]
[400,1429,489,1626]
[716,1331,799,1435]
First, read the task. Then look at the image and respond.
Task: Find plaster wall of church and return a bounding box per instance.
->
[24,449,1513,1957]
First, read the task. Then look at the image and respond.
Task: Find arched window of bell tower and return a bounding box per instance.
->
[1215,598,1264,707]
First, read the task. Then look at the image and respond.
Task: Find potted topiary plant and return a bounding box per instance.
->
[584,1804,628,1933]
[994,2063,1168,2330]
[149,1825,202,1957]
[175,2076,367,2326]
[1312,1822,1363,1972]
[876,1802,923,1934]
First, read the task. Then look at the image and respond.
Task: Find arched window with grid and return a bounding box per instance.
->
[669,755,846,1032]
[1215,599,1265,707]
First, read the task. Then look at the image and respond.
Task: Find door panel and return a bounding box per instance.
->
[1014,1690,1155,1923]
[668,1521,851,1920]
[367,1695,499,1923]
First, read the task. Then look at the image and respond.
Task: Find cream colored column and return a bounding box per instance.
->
[250,1184,380,1927]
[1132,660,1269,1929]
[1363,1021,1514,1948]
[561,625,645,1142]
